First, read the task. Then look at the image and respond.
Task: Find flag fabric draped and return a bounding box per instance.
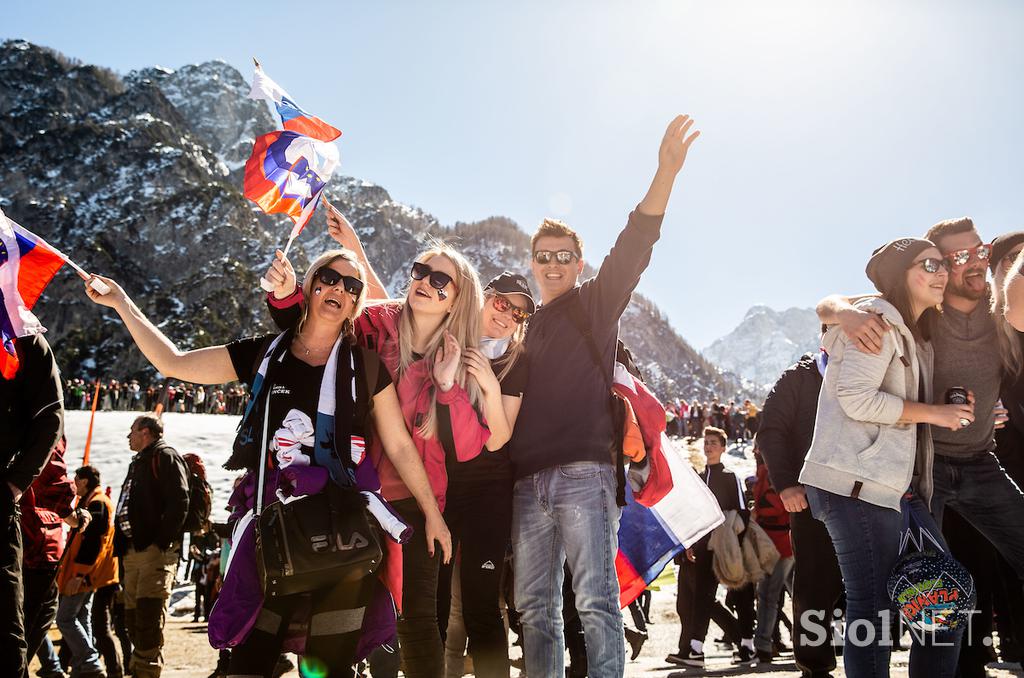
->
[0,209,65,378]
[249,64,341,143]
[245,64,342,240]
[611,364,725,608]
[616,434,725,608]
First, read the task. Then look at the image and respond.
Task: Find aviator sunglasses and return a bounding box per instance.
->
[910,258,951,274]
[490,294,531,324]
[410,261,455,290]
[533,250,579,265]
[943,244,991,268]
[314,267,365,296]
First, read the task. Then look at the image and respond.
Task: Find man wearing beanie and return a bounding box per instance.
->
[816,218,1024,597]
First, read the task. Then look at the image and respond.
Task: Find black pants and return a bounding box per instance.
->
[562,565,587,678]
[675,538,753,651]
[92,584,122,676]
[789,506,843,676]
[436,481,512,678]
[392,498,442,678]
[22,564,59,676]
[228,575,373,678]
[111,587,132,671]
[0,495,26,677]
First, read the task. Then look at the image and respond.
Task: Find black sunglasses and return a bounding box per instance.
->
[411,261,455,290]
[315,267,365,296]
[911,257,951,274]
[533,250,579,265]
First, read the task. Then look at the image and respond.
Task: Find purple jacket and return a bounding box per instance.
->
[207,466,398,660]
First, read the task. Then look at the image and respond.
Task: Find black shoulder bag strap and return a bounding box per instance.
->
[567,293,628,507]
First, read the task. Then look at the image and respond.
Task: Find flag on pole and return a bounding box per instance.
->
[0,209,65,379]
[249,63,341,143]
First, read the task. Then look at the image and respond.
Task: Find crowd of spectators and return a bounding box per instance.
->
[63,377,249,415]
[665,396,760,444]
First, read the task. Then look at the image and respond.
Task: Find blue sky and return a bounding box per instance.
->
[6,1,1024,348]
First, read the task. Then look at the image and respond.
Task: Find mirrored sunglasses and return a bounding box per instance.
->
[533,250,578,265]
[943,244,991,267]
[911,257,951,274]
[491,294,531,324]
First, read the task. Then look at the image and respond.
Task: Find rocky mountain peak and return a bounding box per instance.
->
[0,40,746,401]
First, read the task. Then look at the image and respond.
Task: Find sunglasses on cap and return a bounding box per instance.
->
[410,261,455,290]
[943,244,991,268]
[490,294,531,324]
[910,258,951,274]
[533,250,579,265]
[314,267,365,296]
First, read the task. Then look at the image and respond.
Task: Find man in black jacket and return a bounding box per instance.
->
[508,116,700,678]
[0,333,64,677]
[757,351,842,678]
[114,414,188,678]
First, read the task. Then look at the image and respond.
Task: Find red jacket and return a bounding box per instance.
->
[356,303,490,512]
[20,438,75,569]
[753,460,792,559]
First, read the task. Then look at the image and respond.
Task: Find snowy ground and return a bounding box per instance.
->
[50,416,1024,676]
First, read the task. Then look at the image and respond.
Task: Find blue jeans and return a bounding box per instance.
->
[806,488,963,678]
[56,590,102,673]
[931,452,1024,578]
[755,555,794,653]
[512,462,624,678]
[36,634,62,674]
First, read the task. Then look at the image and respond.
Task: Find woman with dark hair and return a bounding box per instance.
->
[84,248,451,678]
[799,238,973,677]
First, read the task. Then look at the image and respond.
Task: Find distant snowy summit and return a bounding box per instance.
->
[703,305,821,391]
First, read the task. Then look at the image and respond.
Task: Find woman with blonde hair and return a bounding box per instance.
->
[265,237,494,677]
[84,248,450,677]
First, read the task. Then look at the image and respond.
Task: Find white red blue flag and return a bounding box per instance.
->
[245,63,341,242]
[0,209,65,378]
[249,64,341,143]
[243,130,340,237]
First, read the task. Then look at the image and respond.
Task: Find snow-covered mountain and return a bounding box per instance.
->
[703,305,821,391]
[0,39,747,401]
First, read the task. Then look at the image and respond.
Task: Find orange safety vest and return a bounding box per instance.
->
[57,489,119,594]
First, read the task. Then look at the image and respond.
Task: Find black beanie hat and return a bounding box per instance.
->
[989,231,1024,273]
[865,238,935,296]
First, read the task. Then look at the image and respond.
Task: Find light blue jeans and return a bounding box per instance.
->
[56,590,102,673]
[755,555,794,653]
[512,461,624,678]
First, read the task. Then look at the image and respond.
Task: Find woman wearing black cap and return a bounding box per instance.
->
[799,238,975,678]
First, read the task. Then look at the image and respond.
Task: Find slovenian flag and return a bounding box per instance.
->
[0,209,65,379]
[243,130,340,236]
[249,63,341,143]
[611,363,725,608]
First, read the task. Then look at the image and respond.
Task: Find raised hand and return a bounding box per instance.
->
[325,201,358,249]
[433,331,461,391]
[263,250,297,300]
[658,114,700,176]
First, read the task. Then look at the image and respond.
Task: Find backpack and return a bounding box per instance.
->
[150,455,213,535]
[183,472,213,534]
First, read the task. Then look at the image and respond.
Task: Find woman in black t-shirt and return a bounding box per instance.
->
[84,249,451,677]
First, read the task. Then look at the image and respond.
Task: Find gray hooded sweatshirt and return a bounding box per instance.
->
[799,297,934,510]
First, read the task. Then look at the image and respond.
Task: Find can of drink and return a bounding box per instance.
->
[946,386,970,427]
[945,387,969,405]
